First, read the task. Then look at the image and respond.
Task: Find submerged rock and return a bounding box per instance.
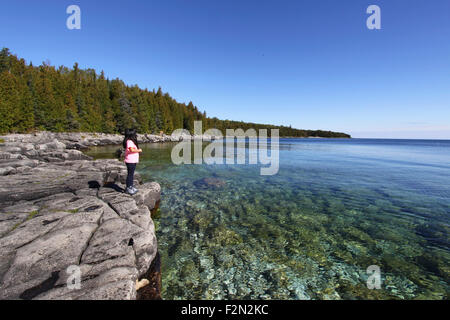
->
[193,177,226,189]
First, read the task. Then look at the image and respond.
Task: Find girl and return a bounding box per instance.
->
[123,128,142,195]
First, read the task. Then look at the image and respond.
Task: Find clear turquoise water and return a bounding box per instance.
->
[87,138,450,300]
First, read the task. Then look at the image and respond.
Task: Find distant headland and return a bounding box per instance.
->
[0,48,350,139]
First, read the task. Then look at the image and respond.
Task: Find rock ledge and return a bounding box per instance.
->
[0,133,161,300]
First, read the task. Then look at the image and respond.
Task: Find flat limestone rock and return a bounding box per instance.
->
[0,212,29,237]
[0,133,161,300]
[0,211,74,251]
[0,184,160,300]
[1,224,98,291]
[35,268,139,300]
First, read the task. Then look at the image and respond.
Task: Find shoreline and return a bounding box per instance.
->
[0,131,355,300]
[0,132,162,300]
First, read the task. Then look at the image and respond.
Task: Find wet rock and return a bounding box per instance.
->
[137,252,162,300]
[194,177,226,189]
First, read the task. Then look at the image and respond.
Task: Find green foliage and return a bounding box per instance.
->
[0,48,351,138]
[28,210,39,219]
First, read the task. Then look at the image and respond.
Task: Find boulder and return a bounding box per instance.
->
[0,167,16,176]
[133,182,161,210]
[44,140,66,151]
[63,150,93,161]
[194,177,226,189]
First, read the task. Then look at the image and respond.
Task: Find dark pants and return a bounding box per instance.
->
[126,163,137,189]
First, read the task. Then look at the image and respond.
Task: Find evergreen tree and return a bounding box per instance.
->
[0,71,19,133]
[0,48,11,74]
[0,48,351,138]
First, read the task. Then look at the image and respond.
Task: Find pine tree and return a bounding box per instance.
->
[0,48,351,138]
[0,71,20,133]
[0,48,11,74]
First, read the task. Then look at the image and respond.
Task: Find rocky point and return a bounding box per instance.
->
[0,132,163,300]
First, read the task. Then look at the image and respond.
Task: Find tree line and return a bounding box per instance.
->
[0,48,350,138]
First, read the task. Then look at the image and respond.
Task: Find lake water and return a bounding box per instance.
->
[86,138,450,300]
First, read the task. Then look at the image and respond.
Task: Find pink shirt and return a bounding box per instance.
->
[124,140,139,163]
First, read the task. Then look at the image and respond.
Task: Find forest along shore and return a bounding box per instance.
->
[0,131,164,300]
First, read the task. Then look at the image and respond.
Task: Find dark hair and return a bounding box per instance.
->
[123,128,139,149]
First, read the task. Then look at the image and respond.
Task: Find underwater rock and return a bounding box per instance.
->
[193,177,226,189]
[137,252,162,300]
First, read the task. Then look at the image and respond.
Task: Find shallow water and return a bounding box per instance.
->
[86,138,450,300]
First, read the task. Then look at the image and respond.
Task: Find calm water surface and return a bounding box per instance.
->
[87,138,450,299]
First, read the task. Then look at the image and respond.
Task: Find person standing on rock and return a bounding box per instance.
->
[123,128,142,195]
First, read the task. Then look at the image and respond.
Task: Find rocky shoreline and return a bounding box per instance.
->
[0,132,164,300]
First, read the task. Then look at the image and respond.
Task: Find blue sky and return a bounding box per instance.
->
[1,0,449,138]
